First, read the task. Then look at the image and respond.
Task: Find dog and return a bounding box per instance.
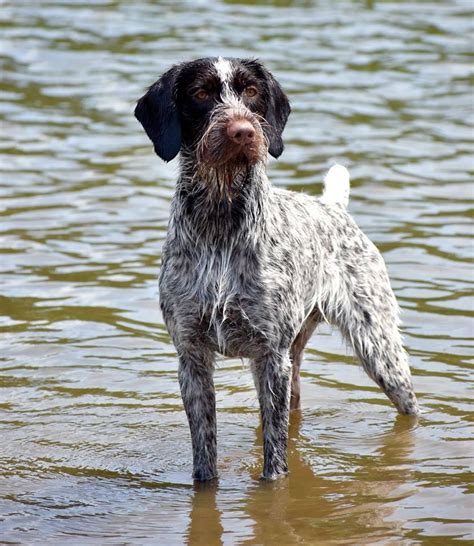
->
[135,57,419,481]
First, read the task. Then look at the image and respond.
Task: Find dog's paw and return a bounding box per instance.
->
[260,464,289,481]
[192,468,218,482]
[260,470,289,481]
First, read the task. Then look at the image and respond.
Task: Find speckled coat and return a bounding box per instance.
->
[135,57,419,481]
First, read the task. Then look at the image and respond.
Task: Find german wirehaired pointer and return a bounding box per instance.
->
[135,57,419,481]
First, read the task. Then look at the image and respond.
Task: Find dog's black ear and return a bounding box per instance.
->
[243,60,291,158]
[264,69,291,158]
[135,65,181,162]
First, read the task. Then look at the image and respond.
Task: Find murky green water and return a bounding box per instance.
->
[1,0,473,544]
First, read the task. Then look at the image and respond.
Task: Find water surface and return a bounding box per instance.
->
[1,0,473,544]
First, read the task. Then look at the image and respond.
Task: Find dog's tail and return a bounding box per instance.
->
[320,164,350,208]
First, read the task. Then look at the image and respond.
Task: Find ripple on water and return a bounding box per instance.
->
[0,0,472,544]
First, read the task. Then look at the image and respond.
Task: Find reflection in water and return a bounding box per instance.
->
[245,413,418,544]
[186,413,418,544]
[188,481,224,546]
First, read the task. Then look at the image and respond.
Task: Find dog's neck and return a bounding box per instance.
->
[170,148,270,243]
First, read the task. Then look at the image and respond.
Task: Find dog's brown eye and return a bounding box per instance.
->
[195,89,209,101]
[244,86,258,98]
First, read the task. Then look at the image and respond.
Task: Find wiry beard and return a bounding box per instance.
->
[194,105,269,203]
[195,159,250,203]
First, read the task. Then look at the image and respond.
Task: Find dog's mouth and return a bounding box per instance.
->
[197,107,268,169]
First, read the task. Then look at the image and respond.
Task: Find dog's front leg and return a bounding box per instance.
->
[252,351,292,479]
[178,348,217,481]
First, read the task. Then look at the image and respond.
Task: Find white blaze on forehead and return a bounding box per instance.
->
[213,56,242,106]
[214,56,233,85]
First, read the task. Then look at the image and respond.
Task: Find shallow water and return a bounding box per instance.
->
[1,0,473,544]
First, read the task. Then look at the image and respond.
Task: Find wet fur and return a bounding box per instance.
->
[135,57,419,481]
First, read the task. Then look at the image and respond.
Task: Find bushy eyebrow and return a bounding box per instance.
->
[232,68,259,88]
[186,75,220,94]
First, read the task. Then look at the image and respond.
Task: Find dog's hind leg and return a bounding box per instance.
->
[327,244,419,416]
[290,308,322,411]
[343,310,419,416]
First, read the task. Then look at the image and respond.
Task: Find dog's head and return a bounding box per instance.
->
[135,57,290,167]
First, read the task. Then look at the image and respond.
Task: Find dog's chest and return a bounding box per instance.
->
[162,241,273,357]
[195,249,266,354]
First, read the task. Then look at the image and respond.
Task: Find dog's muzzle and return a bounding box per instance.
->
[198,107,267,168]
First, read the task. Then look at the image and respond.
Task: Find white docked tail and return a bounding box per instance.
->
[321,164,350,207]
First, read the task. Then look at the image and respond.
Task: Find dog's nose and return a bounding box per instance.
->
[227,120,255,144]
